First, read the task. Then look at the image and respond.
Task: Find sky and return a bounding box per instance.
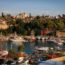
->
[0,0,65,16]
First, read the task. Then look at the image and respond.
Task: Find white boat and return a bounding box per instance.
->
[0,50,8,57]
[9,36,26,45]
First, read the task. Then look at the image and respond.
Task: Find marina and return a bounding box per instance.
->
[0,0,65,64]
[0,34,65,65]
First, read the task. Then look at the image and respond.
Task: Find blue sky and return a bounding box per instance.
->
[0,0,65,16]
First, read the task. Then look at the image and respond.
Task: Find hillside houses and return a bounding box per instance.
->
[16,12,29,19]
[0,18,9,30]
[56,31,65,38]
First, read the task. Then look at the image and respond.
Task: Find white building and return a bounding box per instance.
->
[16,12,29,19]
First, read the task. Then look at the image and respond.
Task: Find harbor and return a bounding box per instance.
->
[0,9,65,65]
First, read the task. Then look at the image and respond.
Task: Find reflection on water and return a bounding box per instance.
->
[23,42,33,54]
[2,39,65,54]
[3,41,34,54]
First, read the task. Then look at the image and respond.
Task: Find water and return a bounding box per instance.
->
[1,39,65,65]
[5,40,34,54]
[39,61,64,65]
[3,39,64,54]
[23,42,33,54]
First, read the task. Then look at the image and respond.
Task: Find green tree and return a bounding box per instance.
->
[54,19,64,30]
[16,19,26,35]
[47,20,54,30]
[1,12,5,18]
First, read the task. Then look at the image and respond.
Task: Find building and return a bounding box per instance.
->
[56,31,65,38]
[16,12,29,19]
[0,19,9,30]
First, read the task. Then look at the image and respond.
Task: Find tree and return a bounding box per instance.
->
[54,19,64,30]
[1,12,5,18]
[16,19,26,35]
[47,20,54,30]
